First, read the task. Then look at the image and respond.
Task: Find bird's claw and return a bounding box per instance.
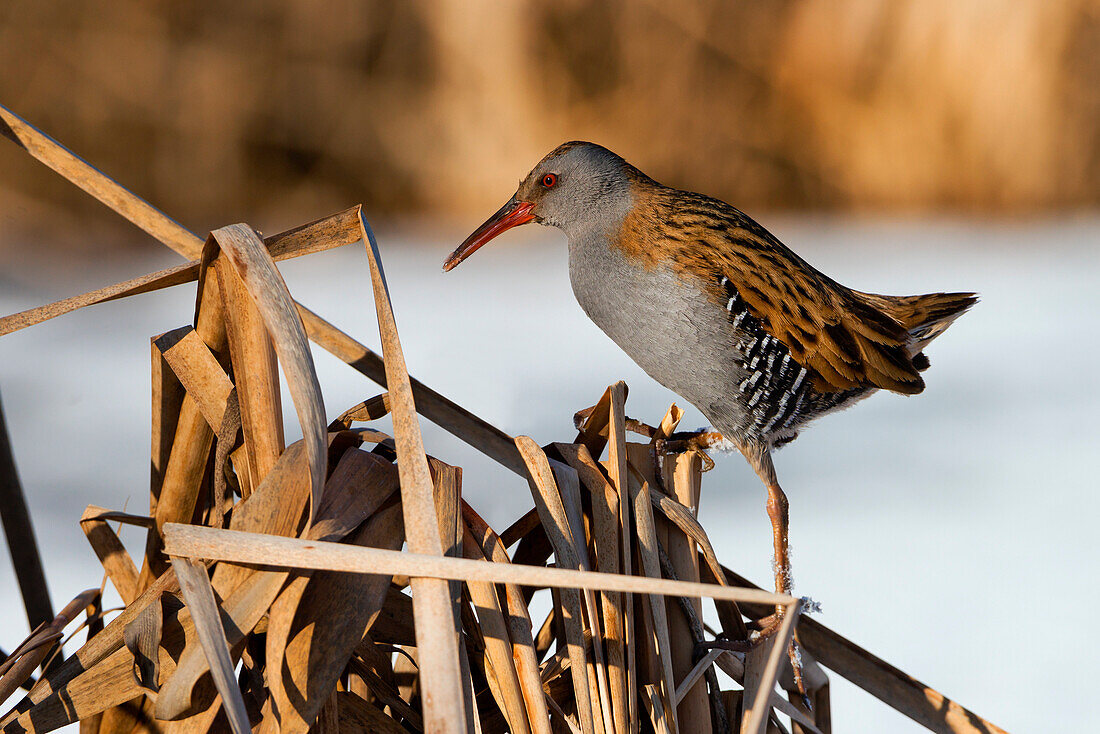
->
[749,612,809,699]
[653,429,720,473]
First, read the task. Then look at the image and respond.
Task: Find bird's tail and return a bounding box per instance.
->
[856,291,978,362]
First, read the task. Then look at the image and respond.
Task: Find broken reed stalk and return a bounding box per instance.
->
[0,590,98,705]
[0,99,1009,734]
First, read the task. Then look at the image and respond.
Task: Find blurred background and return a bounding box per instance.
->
[3,0,1100,251]
[1,1,1098,732]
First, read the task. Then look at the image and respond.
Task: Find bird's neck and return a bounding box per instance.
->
[566,206,639,327]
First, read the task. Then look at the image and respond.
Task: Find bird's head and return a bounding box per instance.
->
[443,141,636,271]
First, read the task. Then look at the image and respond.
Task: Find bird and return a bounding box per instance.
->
[443,141,975,648]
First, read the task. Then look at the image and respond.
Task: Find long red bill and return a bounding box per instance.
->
[443,198,535,271]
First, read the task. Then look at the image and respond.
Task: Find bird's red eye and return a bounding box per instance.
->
[542,173,557,188]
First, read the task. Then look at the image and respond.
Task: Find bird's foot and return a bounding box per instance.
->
[694,612,810,703]
[747,609,809,700]
[747,610,784,637]
[653,428,728,474]
[656,428,729,454]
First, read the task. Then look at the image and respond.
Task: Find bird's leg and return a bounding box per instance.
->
[743,445,806,696]
[740,446,789,602]
[766,482,791,603]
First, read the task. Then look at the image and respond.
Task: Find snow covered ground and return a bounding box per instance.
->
[1,215,1096,732]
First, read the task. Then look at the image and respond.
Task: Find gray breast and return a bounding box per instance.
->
[566,231,853,447]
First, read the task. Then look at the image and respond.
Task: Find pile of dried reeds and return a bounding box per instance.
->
[0,101,1007,734]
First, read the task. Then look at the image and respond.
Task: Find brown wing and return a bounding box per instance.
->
[625,189,926,395]
[713,247,923,394]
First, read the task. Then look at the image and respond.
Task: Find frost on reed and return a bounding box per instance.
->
[0,102,1006,734]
